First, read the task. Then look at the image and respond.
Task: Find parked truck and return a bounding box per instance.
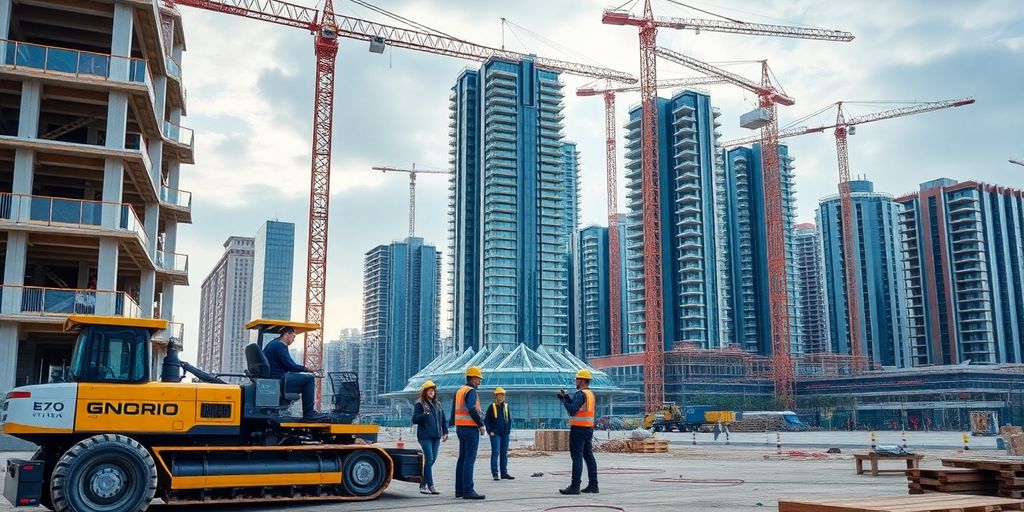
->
[643,404,736,432]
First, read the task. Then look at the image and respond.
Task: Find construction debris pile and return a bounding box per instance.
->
[1001,425,1024,456]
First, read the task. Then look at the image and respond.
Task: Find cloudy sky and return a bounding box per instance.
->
[170,0,1023,360]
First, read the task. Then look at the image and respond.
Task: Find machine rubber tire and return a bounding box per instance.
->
[50,434,157,512]
[341,450,387,497]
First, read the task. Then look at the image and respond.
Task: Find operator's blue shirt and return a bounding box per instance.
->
[263,338,307,378]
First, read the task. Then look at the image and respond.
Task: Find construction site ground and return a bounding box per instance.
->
[0,430,1005,511]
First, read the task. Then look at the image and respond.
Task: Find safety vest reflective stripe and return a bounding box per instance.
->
[454,385,479,426]
[569,389,595,428]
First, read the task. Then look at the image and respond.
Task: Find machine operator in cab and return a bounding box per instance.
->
[452,366,487,500]
[263,326,329,422]
[557,369,599,495]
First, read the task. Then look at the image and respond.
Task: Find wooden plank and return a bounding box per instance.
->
[780,494,1024,512]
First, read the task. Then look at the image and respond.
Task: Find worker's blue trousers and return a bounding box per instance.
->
[455,426,480,495]
[569,426,598,487]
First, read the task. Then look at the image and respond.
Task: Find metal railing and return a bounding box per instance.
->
[154,321,184,343]
[162,121,193,148]
[0,285,141,317]
[159,185,192,209]
[156,250,188,273]
[165,56,181,81]
[0,193,149,250]
[0,39,146,83]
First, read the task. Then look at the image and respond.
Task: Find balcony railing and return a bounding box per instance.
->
[165,56,181,81]
[0,39,146,83]
[154,321,184,344]
[0,286,141,317]
[0,193,149,250]
[159,185,192,210]
[162,121,194,148]
[156,250,188,273]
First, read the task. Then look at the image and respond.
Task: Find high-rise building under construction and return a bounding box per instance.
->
[622,90,724,353]
[897,179,1024,366]
[721,143,800,356]
[819,179,909,367]
[0,0,192,390]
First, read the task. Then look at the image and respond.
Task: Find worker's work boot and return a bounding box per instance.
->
[559,485,581,495]
[301,412,330,423]
[581,483,599,493]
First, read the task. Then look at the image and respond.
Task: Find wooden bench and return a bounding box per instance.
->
[854,452,925,476]
[779,494,1024,512]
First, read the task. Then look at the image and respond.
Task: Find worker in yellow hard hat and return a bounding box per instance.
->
[485,386,514,481]
[557,368,598,495]
[412,380,447,495]
[451,366,486,499]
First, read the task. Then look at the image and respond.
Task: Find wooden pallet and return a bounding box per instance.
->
[942,458,1024,499]
[628,439,669,453]
[906,468,999,495]
[779,494,1024,512]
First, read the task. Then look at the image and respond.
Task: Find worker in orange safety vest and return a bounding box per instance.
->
[557,369,598,495]
[451,366,486,499]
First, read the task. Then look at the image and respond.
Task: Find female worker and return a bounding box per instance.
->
[412,380,448,495]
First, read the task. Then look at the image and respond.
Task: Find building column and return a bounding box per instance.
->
[95,239,120,316]
[160,282,174,321]
[140,271,156,318]
[109,3,134,82]
[2,232,27,314]
[0,0,11,65]
[0,322,18,393]
[18,81,40,139]
[148,139,163,191]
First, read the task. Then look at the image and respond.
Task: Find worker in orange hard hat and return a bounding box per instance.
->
[412,380,447,495]
[451,366,486,499]
[485,386,514,481]
[557,368,598,495]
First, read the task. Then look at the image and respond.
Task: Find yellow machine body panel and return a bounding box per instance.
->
[74,382,241,433]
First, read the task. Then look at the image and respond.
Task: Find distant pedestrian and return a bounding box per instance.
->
[485,387,515,481]
[713,421,722,441]
[412,380,447,495]
[557,369,598,495]
[452,366,487,500]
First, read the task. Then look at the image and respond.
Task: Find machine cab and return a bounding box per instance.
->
[65,315,168,384]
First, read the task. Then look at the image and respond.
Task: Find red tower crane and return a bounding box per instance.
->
[166,0,634,386]
[576,76,724,357]
[722,98,974,365]
[601,0,853,412]
[372,164,448,237]
[655,47,799,405]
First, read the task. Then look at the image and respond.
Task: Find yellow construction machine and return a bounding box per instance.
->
[1,316,421,511]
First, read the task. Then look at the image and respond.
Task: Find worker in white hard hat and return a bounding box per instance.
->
[557,369,598,495]
[485,387,514,481]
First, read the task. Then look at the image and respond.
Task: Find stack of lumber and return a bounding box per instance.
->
[906,468,997,495]
[942,458,1024,499]
[779,494,1024,512]
[627,439,669,453]
[1001,426,1024,456]
[728,416,780,432]
[533,430,569,452]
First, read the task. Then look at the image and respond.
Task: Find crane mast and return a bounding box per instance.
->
[373,165,449,237]
[720,97,974,367]
[602,0,851,411]
[578,75,726,358]
[654,48,798,405]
